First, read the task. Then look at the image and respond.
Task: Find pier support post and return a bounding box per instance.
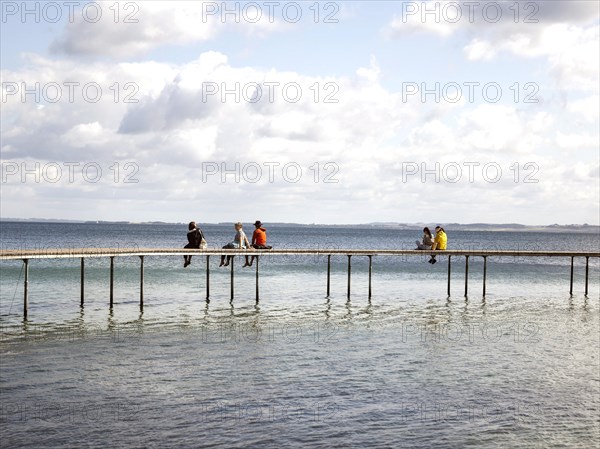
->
[464,256,469,297]
[23,259,29,319]
[482,256,487,297]
[109,256,114,308]
[139,256,144,309]
[80,258,84,306]
[230,256,234,301]
[326,255,331,297]
[447,256,451,296]
[368,255,372,299]
[255,256,259,302]
[347,255,352,298]
[569,256,574,295]
[206,256,210,302]
[585,256,589,296]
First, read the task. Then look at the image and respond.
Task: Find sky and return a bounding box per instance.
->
[1,0,599,225]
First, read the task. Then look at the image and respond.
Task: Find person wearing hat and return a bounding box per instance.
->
[244,220,269,267]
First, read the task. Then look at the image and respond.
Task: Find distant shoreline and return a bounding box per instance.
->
[1,218,598,233]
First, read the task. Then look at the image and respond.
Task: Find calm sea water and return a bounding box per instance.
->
[1,222,599,448]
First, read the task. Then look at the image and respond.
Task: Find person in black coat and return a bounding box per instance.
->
[184,221,205,267]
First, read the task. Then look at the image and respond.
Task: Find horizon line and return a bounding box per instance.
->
[1,218,599,228]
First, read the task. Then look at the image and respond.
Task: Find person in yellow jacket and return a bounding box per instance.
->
[429,226,447,264]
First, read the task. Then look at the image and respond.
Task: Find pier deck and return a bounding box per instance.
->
[1,248,599,259]
[1,248,598,318]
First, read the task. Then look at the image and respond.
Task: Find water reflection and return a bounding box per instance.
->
[1,288,598,349]
[344,298,352,320]
[133,309,144,326]
[107,307,115,330]
[361,298,373,320]
[323,298,331,320]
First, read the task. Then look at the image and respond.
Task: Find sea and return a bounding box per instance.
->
[1,222,599,448]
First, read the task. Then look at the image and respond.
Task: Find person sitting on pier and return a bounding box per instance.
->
[184,221,206,268]
[220,222,251,267]
[244,220,272,267]
[415,227,433,250]
[429,226,447,264]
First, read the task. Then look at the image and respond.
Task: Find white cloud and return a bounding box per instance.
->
[387,1,600,92]
[50,2,219,58]
[61,122,107,147]
[356,55,381,82]
[556,131,600,151]
[457,104,524,151]
[464,38,496,61]
[567,95,600,122]
[49,1,295,59]
[467,23,600,92]
[2,48,598,224]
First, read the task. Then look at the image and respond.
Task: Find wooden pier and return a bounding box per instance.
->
[1,248,598,318]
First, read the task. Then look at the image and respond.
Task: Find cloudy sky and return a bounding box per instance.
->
[1,1,598,225]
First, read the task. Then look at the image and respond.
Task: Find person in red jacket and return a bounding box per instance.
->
[244,220,270,267]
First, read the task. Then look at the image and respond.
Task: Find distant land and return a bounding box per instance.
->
[1,218,598,233]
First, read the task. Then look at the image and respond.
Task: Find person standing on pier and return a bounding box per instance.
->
[244,220,271,267]
[220,222,251,267]
[429,226,447,264]
[184,221,206,267]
